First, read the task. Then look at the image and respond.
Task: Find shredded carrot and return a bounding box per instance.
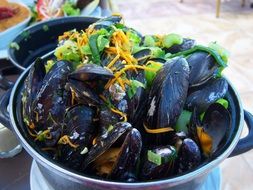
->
[105,65,157,89]
[58,135,79,149]
[111,108,127,122]
[116,77,125,90]
[143,123,174,134]
[35,129,52,141]
[106,54,120,69]
[29,122,35,129]
[27,128,37,138]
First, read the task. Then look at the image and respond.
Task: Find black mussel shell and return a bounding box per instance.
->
[23,58,46,124]
[200,103,231,156]
[110,128,142,181]
[185,78,228,113]
[177,138,201,173]
[68,63,114,82]
[82,122,132,170]
[133,49,152,65]
[165,38,195,54]
[58,105,97,170]
[32,60,73,130]
[67,79,102,106]
[145,57,189,144]
[140,146,177,180]
[99,107,120,133]
[187,51,218,87]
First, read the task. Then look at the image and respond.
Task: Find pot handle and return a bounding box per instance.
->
[0,88,12,130]
[229,110,253,157]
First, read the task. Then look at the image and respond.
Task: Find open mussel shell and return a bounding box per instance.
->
[83,122,142,181]
[165,38,195,54]
[185,78,228,113]
[177,138,201,173]
[187,51,218,88]
[23,58,46,124]
[82,122,132,169]
[140,145,177,180]
[68,63,114,82]
[200,103,231,156]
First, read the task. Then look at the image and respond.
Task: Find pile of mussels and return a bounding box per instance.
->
[22,16,231,182]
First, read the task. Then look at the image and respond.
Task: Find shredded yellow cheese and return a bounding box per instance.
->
[58,135,79,149]
[143,123,174,134]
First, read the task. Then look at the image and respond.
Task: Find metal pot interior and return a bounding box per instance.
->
[10,62,243,184]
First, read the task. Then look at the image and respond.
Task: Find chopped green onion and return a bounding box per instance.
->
[45,60,56,73]
[208,42,229,63]
[107,125,114,132]
[175,110,192,133]
[145,61,163,87]
[161,33,183,48]
[89,34,100,64]
[216,98,229,109]
[144,35,156,47]
[127,80,145,99]
[147,150,162,165]
[97,35,110,52]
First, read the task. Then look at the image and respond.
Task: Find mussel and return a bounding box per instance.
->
[58,104,97,169]
[144,57,190,144]
[187,51,219,88]
[189,103,231,157]
[83,122,142,181]
[177,138,201,173]
[165,38,195,54]
[140,146,177,180]
[23,58,46,126]
[185,78,228,113]
[32,60,73,130]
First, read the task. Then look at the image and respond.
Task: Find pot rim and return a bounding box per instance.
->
[8,16,100,71]
[9,66,244,187]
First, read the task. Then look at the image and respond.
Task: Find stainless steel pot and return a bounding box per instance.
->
[0,60,253,190]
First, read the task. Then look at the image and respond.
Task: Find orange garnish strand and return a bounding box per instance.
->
[197,126,213,156]
[58,135,79,149]
[143,123,174,134]
[110,108,127,122]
